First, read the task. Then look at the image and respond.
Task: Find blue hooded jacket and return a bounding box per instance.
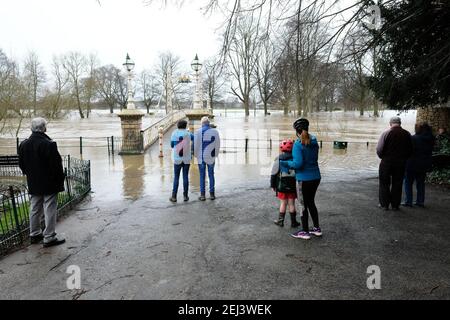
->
[280,134,321,181]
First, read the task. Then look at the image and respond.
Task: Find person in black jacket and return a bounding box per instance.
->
[403,122,435,207]
[18,118,66,248]
[376,116,413,211]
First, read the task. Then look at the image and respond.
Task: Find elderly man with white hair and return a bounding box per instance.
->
[194,116,221,201]
[18,117,66,248]
[376,116,413,211]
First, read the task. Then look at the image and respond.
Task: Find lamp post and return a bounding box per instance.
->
[117,53,144,155]
[191,54,203,109]
[123,53,136,110]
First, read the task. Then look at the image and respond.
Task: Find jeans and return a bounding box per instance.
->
[198,162,215,194]
[300,179,321,232]
[30,194,58,244]
[379,161,406,209]
[404,170,426,205]
[173,163,190,195]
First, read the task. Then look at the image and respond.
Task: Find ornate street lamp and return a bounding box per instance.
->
[191,54,203,73]
[123,53,136,109]
[191,54,203,109]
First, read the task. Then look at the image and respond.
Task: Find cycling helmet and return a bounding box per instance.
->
[293,118,309,133]
[280,139,294,153]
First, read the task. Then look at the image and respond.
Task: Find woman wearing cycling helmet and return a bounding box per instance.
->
[270,139,300,228]
[280,118,322,240]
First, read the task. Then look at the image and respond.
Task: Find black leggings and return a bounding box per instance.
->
[301,179,321,231]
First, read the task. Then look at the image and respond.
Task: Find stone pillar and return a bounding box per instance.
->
[118,109,144,155]
[416,106,450,134]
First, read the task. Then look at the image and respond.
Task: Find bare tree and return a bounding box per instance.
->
[0,49,28,136]
[228,12,260,116]
[41,56,70,118]
[81,53,99,118]
[94,64,123,113]
[23,51,46,116]
[273,46,294,116]
[156,51,181,114]
[255,34,278,115]
[139,70,159,114]
[61,51,87,118]
[203,57,226,111]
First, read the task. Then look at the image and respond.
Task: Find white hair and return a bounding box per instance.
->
[31,117,47,133]
[201,116,210,125]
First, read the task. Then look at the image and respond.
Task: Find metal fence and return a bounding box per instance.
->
[0,155,91,256]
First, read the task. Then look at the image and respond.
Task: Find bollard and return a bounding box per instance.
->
[320,140,323,149]
[111,136,115,155]
[269,138,272,150]
[16,137,19,154]
[107,137,110,155]
[159,126,164,158]
[245,138,249,153]
[367,141,369,148]
[79,137,83,156]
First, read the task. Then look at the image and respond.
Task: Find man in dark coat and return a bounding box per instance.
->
[18,117,66,247]
[376,116,413,211]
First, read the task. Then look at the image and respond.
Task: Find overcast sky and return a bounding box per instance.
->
[0,0,223,71]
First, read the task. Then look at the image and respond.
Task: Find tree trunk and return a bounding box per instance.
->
[244,96,250,116]
[283,102,289,116]
[264,101,268,116]
[373,97,379,117]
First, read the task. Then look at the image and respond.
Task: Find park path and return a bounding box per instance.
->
[0,175,449,299]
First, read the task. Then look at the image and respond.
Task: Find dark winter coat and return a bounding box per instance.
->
[406,132,435,173]
[376,126,413,164]
[18,132,65,195]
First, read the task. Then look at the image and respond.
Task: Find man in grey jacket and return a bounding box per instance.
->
[376,116,413,211]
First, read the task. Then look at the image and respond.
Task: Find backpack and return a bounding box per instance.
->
[277,163,296,193]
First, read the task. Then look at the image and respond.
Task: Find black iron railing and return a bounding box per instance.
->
[0,155,91,256]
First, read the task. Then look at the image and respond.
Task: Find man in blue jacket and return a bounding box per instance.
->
[194,116,221,201]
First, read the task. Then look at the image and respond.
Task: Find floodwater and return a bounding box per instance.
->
[0,109,417,204]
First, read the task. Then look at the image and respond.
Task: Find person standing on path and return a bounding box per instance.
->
[194,116,220,201]
[170,119,194,202]
[403,122,435,208]
[376,116,413,211]
[18,117,66,248]
[281,118,322,240]
[270,139,300,228]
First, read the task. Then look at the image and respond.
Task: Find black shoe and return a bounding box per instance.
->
[274,213,285,227]
[401,202,412,207]
[183,194,189,202]
[43,238,66,248]
[210,192,216,200]
[391,207,400,211]
[199,194,206,201]
[30,234,43,244]
[378,204,389,211]
[290,212,301,228]
[169,193,177,203]
[414,202,425,208]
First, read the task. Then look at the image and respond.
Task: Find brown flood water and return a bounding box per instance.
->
[0,109,417,203]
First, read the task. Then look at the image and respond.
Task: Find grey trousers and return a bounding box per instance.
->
[30,194,58,243]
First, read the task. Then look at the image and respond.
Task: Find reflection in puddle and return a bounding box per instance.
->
[122,155,145,200]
